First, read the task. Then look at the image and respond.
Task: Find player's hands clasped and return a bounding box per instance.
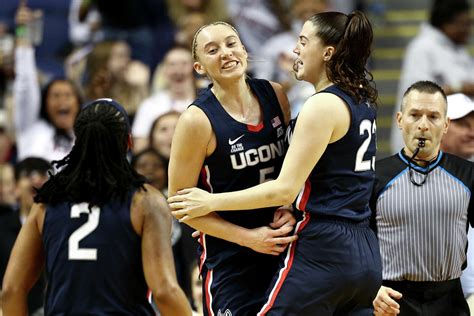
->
[244,225,298,256]
[168,188,213,221]
[373,286,402,316]
[270,206,295,230]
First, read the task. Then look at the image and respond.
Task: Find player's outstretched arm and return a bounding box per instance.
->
[138,185,192,316]
[2,204,45,316]
[169,93,349,219]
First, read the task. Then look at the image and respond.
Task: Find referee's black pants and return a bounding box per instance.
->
[383,279,470,316]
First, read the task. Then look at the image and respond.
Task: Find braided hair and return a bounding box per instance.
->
[35,99,146,207]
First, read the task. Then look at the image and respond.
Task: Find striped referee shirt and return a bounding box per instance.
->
[371,150,474,282]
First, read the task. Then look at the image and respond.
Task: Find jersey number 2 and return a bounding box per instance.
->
[355,119,376,172]
[68,203,100,261]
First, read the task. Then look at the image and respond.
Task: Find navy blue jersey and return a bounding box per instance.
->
[290,85,376,221]
[42,190,154,315]
[193,78,286,269]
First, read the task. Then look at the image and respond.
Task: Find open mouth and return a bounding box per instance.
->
[171,74,186,83]
[222,61,239,70]
[293,59,303,72]
[57,108,72,116]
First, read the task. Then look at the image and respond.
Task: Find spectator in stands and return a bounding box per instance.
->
[131,148,168,195]
[254,0,327,117]
[391,0,473,152]
[133,46,195,152]
[14,5,82,162]
[148,111,181,164]
[227,0,286,57]
[166,0,229,53]
[0,158,51,316]
[0,21,14,111]
[166,0,229,31]
[68,0,101,47]
[84,40,149,123]
[174,12,208,50]
[440,93,474,161]
[0,163,15,208]
[440,93,474,315]
[0,127,15,165]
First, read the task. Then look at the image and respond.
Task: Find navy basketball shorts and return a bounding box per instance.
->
[257,214,382,316]
[201,251,279,316]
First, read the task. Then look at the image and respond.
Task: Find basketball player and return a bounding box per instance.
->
[168,22,298,315]
[1,99,192,316]
[170,11,382,315]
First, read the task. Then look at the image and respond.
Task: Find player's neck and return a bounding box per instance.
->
[212,78,251,108]
[314,74,332,92]
[212,78,257,122]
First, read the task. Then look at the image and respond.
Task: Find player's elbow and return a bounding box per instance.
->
[268,182,297,205]
[1,281,27,305]
[152,281,183,304]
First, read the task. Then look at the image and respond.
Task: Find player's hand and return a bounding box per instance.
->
[15,4,33,26]
[373,286,402,315]
[270,206,295,230]
[168,188,213,221]
[243,225,297,256]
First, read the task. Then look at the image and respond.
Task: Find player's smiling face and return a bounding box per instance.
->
[193,24,248,82]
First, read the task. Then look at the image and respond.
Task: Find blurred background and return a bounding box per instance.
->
[0,0,473,315]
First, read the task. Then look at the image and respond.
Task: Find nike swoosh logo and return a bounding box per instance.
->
[228,134,245,145]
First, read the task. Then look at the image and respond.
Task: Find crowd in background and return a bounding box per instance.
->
[0,0,472,315]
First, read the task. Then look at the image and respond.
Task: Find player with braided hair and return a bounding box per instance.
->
[2,99,192,316]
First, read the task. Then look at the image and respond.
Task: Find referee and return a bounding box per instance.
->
[371,81,473,316]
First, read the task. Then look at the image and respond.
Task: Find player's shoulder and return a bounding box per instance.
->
[179,105,211,129]
[173,106,213,150]
[307,91,345,110]
[32,202,47,234]
[133,184,167,210]
[299,92,348,128]
[131,185,170,235]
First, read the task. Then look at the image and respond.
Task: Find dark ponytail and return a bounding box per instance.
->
[309,11,377,105]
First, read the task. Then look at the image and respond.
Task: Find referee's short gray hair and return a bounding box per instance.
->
[400,80,447,115]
